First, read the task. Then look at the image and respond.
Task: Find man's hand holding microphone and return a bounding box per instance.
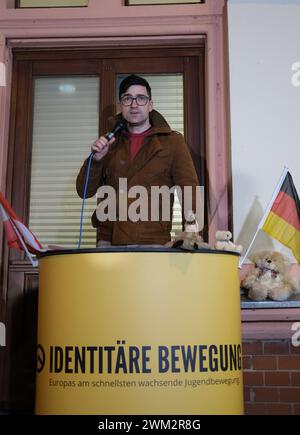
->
[91,118,127,161]
[91,136,115,161]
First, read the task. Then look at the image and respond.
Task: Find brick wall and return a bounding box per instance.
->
[243,339,300,414]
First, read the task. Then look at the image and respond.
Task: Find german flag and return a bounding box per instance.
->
[262,172,300,263]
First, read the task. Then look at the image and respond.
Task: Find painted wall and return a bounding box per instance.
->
[228,0,300,260]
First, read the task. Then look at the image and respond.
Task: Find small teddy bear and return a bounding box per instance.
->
[242,250,300,301]
[215,230,243,254]
[170,211,211,251]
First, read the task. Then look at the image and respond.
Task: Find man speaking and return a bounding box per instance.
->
[76,74,200,246]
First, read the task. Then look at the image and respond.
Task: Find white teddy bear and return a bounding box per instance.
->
[215,230,243,254]
[242,250,300,301]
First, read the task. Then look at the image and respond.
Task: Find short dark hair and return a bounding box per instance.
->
[119,74,152,100]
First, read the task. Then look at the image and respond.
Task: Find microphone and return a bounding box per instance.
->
[105,118,127,141]
[78,118,127,249]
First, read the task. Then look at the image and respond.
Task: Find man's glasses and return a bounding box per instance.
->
[120,94,150,106]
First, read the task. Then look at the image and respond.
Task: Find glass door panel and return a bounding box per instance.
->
[29,76,99,248]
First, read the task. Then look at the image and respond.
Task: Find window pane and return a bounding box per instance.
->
[117,73,184,237]
[29,76,99,248]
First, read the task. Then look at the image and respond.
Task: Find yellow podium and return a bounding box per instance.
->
[35,248,243,415]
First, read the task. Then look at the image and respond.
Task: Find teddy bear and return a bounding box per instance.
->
[241,250,300,301]
[215,230,243,254]
[168,210,211,251]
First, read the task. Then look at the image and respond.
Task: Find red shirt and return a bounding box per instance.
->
[124,128,153,160]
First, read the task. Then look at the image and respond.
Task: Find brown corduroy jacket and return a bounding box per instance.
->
[76,110,199,245]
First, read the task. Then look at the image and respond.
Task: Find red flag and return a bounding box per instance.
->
[0,191,44,254]
[0,205,20,250]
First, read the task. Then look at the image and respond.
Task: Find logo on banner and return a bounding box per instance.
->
[38,341,242,375]
[37,344,46,372]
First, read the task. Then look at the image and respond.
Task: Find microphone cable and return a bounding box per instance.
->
[77,152,93,249]
[77,118,127,249]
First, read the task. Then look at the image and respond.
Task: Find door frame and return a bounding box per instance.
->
[1,33,232,242]
[1,42,212,412]
[8,44,207,240]
[0,4,232,411]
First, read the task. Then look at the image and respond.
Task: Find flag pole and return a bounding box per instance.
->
[10,218,39,267]
[239,166,289,268]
